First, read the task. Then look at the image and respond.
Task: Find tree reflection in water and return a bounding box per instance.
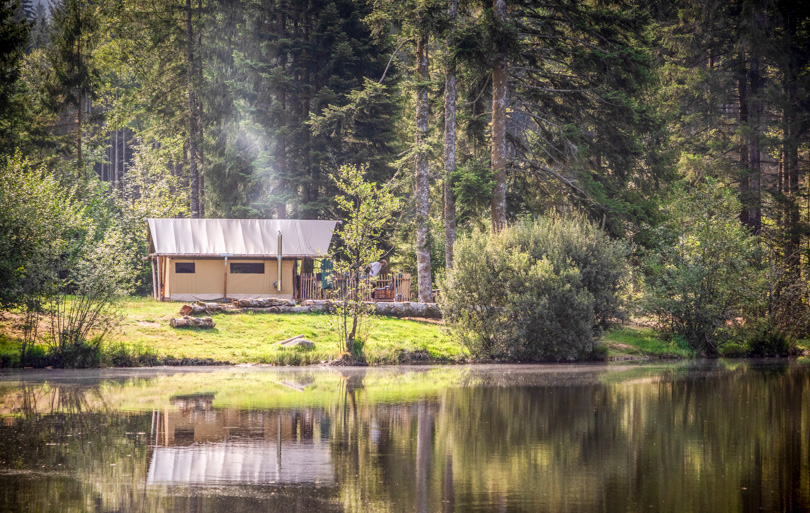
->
[0,361,808,512]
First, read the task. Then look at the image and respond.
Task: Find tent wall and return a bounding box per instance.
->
[164,258,295,301]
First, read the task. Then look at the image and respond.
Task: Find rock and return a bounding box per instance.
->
[280,338,315,349]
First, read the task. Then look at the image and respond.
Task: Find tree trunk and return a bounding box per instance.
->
[738,66,749,228]
[784,14,800,271]
[76,91,82,179]
[415,403,433,513]
[275,3,287,220]
[122,127,127,176]
[490,0,508,233]
[747,54,762,234]
[415,32,432,303]
[196,0,205,218]
[186,0,200,218]
[114,127,119,184]
[443,0,458,269]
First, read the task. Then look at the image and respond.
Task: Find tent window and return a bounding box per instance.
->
[175,262,195,274]
[231,263,265,274]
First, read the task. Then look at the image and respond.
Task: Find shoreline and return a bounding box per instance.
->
[2,298,806,369]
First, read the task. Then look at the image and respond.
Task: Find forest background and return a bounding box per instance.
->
[1,0,810,362]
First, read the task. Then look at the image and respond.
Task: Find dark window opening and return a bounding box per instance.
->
[231,262,265,274]
[175,262,195,274]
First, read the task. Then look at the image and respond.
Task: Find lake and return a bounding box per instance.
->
[0,360,808,512]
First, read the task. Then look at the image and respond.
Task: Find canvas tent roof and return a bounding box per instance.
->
[147,218,337,258]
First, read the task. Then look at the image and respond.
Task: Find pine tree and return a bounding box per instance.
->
[0,0,31,153]
[46,0,100,178]
[490,0,507,233]
[442,0,457,268]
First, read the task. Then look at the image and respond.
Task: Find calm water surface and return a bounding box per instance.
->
[0,361,808,512]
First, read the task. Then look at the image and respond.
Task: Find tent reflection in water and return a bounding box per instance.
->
[147,394,335,486]
[147,443,334,486]
[147,218,337,302]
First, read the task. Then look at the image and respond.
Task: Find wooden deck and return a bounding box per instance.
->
[298,273,412,302]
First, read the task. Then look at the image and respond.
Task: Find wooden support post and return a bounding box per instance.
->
[293,258,299,299]
[157,256,163,302]
[165,257,171,300]
[223,256,229,301]
[151,257,157,300]
[277,231,283,292]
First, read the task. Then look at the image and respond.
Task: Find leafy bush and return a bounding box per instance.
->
[103,341,159,367]
[719,342,749,358]
[642,181,767,355]
[745,323,795,357]
[51,337,101,369]
[439,216,628,361]
[0,154,81,310]
[769,278,810,339]
[46,226,134,364]
[0,344,18,368]
[0,156,136,368]
[0,335,50,368]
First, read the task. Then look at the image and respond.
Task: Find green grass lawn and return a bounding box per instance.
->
[112,300,690,364]
[1,297,706,367]
[108,297,464,365]
[601,326,696,359]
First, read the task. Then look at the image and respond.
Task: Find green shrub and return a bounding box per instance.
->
[0,334,50,368]
[0,346,19,367]
[103,341,159,367]
[769,279,810,339]
[719,342,749,358]
[588,344,609,361]
[746,324,795,357]
[439,216,628,361]
[21,344,48,367]
[642,181,767,355]
[51,337,101,368]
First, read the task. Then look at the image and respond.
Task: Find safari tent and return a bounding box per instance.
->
[147,218,337,301]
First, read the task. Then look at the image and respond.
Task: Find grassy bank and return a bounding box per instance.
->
[101,304,698,364]
[102,298,464,365]
[0,298,738,367]
[602,327,697,360]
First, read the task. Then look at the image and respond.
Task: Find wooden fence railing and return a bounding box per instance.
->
[298,273,411,302]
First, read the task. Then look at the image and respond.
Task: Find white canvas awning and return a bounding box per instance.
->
[147,218,337,258]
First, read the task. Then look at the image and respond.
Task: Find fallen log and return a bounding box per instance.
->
[241,305,324,314]
[233,298,296,308]
[300,299,441,318]
[196,301,236,311]
[179,304,206,316]
[179,302,236,316]
[373,302,442,319]
[170,316,215,328]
